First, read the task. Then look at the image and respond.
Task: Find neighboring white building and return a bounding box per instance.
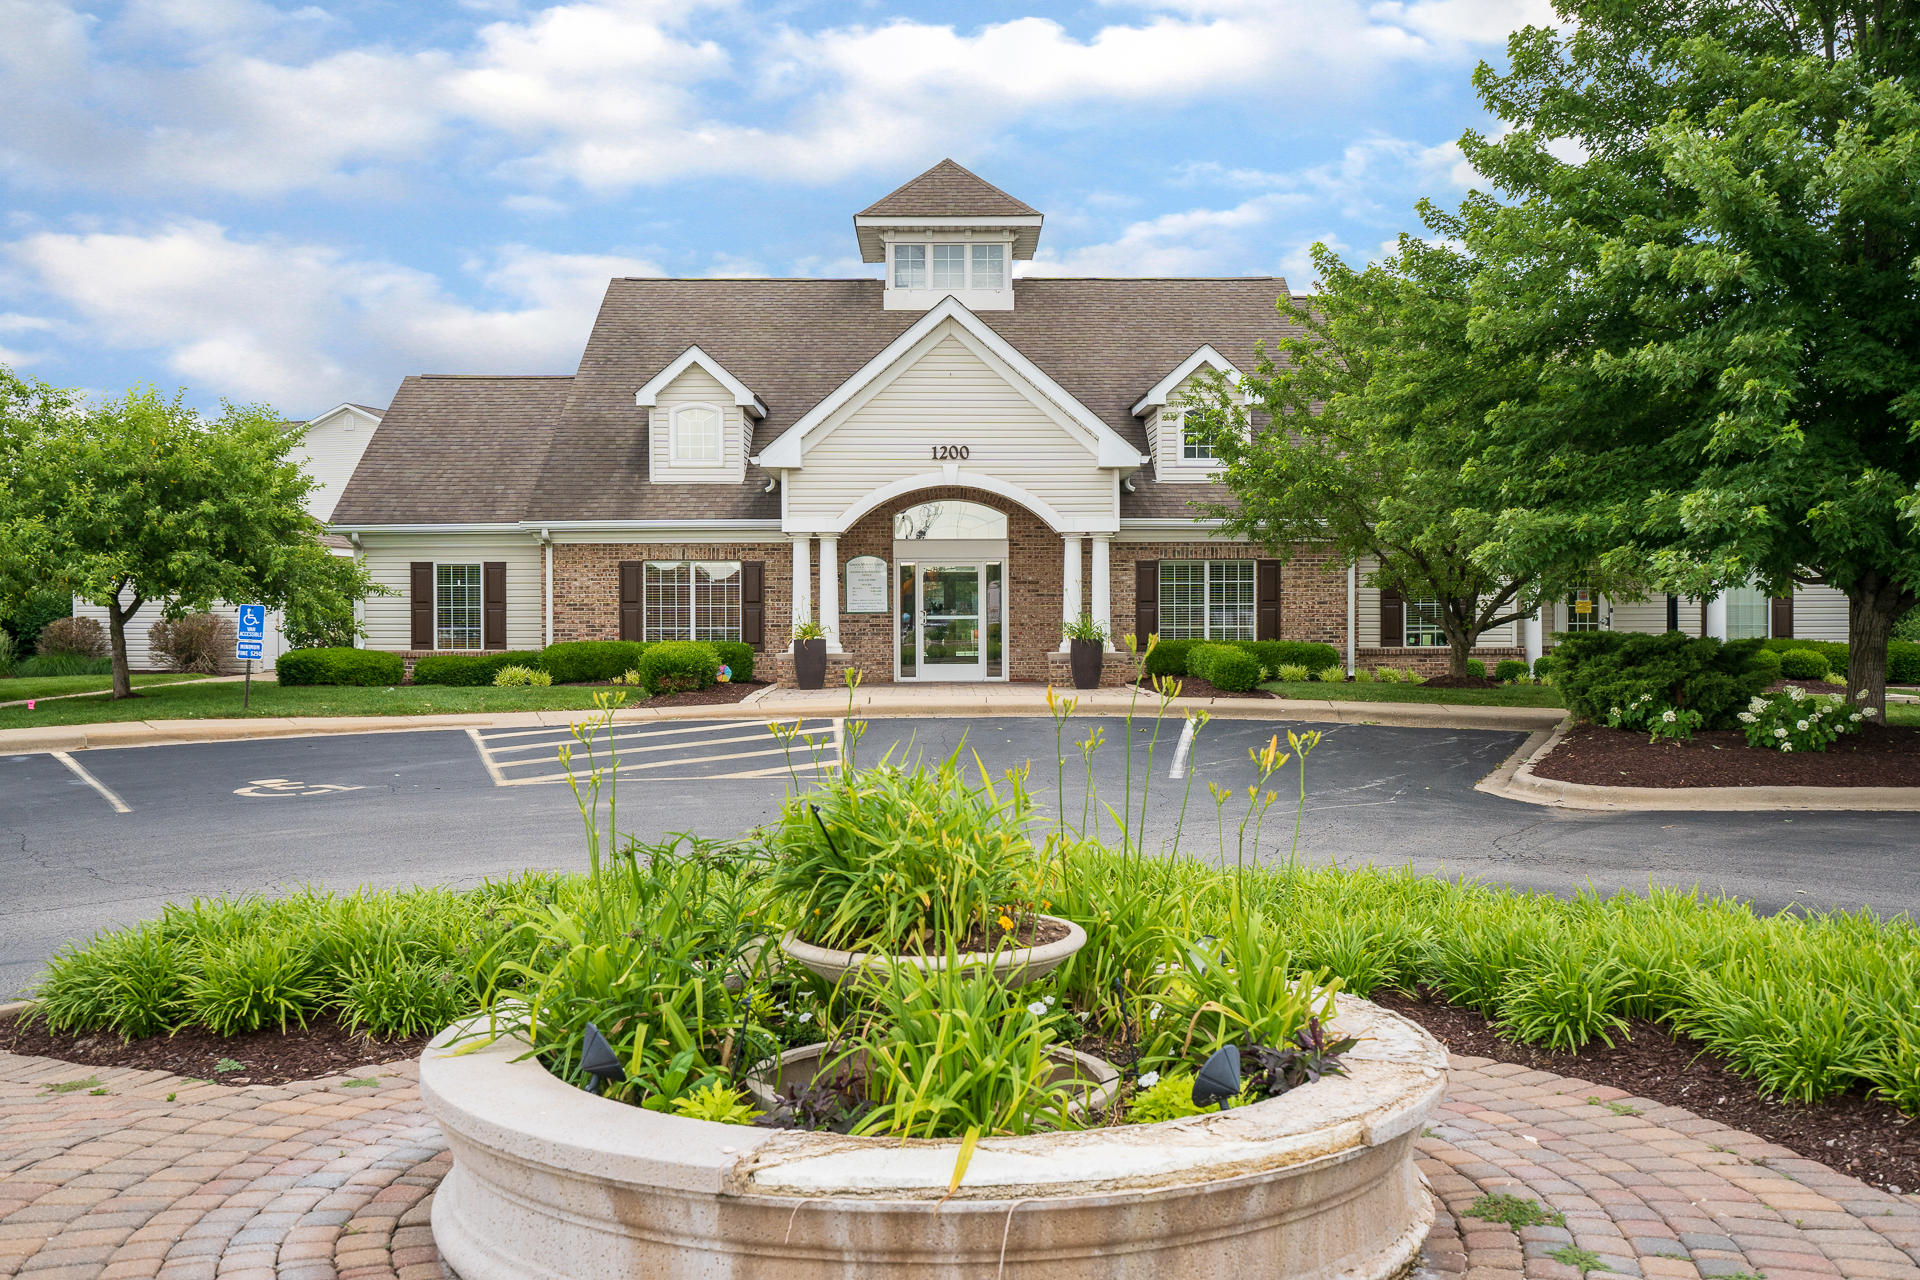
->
[72,403,384,671]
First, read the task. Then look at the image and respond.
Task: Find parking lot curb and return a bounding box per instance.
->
[1477,715,1920,811]
[0,692,1565,754]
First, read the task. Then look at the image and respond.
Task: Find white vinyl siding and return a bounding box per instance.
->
[649,365,747,485]
[1152,374,1228,482]
[294,406,380,523]
[1792,583,1849,642]
[1353,557,1520,649]
[787,327,1116,526]
[357,533,543,652]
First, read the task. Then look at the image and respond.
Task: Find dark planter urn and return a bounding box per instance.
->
[1069,638,1105,690]
[793,637,828,690]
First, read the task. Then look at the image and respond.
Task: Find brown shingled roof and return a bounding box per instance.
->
[331,375,568,525]
[336,277,1295,526]
[857,159,1039,218]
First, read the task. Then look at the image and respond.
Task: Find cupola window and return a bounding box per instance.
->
[894,245,927,289]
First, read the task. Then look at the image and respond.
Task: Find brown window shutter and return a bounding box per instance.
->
[1256,559,1282,640]
[1380,587,1405,648]
[1134,560,1158,645]
[1666,594,1679,632]
[483,562,507,649]
[740,561,765,647]
[1771,594,1794,639]
[410,562,433,649]
[619,561,643,642]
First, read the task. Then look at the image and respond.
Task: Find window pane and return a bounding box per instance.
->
[893,500,1008,540]
[1176,410,1216,460]
[1208,561,1256,641]
[894,244,926,289]
[932,244,966,290]
[1158,561,1206,640]
[1566,586,1601,632]
[435,563,482,650]
[693,561,742,641]
[673,406,720,462]
[645,562,691,641]
[1724,586,1769,640]
[970,243,1004,290]
[1404,598,1447,647]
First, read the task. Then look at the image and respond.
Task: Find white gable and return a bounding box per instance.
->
[298,403,382,522]
[647,362,749,485]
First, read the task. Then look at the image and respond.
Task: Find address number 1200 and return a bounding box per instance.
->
[930,444,971,460]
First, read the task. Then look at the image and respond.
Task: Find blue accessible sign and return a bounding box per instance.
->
[235,605,266,662]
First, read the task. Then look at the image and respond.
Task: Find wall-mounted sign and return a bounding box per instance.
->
[845,556,890,613]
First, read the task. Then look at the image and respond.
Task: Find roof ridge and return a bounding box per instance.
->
[856,158,1039,218]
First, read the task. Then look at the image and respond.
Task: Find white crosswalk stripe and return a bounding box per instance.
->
[466,717,841,786]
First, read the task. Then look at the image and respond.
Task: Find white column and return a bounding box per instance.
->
[818,535,841,651]
[1088,534,1112,650]
[790,535,812,634]
[1060,536,1083,651]
[1523,606,1543,668]
[1705,594,1728,641]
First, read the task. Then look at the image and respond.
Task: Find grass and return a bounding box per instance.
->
[0,678,622,728]
[1465,1193,1566,1228]
[1259,679,1567,707]
[1547,1245,1605,1271]
[0,672,210,702]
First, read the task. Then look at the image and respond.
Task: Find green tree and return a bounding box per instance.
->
[1191,227,1595,676]
[1463,1,1920,712]
[0,378,379,698]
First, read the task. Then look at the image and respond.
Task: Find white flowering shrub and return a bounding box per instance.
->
[1735,686,1875,753]
[1604,691,1703,743]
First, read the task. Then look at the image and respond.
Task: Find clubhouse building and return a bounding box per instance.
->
[330,161,1847,683]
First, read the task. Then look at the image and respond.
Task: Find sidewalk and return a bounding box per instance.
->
[0,684,1565,755]
[3,1047,1914,1279]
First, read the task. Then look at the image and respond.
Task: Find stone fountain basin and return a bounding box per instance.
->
[777,913,1087,989]
[421,994,1447,1280]
[745,1039,1121,1125]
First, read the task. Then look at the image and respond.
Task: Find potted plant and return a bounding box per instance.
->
[792,620,829,689]
[1062,614,1108,689]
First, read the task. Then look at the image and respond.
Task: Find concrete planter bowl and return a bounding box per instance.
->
[421,993,1447,1280]
[777,913,1087,990]
[744,1040,1121,1125]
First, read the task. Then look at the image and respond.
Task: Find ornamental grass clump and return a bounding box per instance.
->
[768,750,1044,953]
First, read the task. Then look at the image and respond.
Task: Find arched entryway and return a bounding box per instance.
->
[892,499,1008,680]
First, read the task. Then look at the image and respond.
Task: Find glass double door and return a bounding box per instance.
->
[898,561,1003,681]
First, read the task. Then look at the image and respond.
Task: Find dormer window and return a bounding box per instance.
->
[1175,411,1217,461]
[881,238,1017,309]
[670,404,722,465]
[932,244,966,290]
[894,245,927,289]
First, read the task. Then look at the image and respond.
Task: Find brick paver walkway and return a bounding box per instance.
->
[3,1051,1917,1278]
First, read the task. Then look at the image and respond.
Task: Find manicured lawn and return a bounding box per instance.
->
[1886,702,1920,728]
[1259,679,1567,708]
[0,672,210,703]
[0,678,624,728]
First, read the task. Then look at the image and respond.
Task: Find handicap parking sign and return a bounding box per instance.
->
[237,604,266,642]
[236,640,263,661]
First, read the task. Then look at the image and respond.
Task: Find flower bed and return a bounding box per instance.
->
[1529,722,1920,787]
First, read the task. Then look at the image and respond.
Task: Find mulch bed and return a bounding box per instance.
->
[1131,677,1272,700]
[1374,988,1920,1196]
[0,1010,429,1087]
[1529,722,1920,788]
[641,679,766,707]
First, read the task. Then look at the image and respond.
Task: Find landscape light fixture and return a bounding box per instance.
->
[809,804,845,860]
[580,1022,626,1096]
[1192,1044,1242,1111]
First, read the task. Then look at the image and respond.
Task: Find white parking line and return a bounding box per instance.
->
[467,718,841,787]
[1169,717,1196,780]
[51,751,131,814]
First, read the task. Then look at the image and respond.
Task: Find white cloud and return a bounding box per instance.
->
[7,221,663,412]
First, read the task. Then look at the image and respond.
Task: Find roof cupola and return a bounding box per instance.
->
[854,159,1041,312]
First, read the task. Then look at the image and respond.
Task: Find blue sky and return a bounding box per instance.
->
[1,0,1549,418]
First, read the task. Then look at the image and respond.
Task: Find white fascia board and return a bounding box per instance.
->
[328,523,531,535]
[634,345,767,417]
[306,402,384,428]
[854,215,1043,231]
[1129,344,1244,417]
[753,297,1148,470]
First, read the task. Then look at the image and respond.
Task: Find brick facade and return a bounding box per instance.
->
[1356,645,1528,676]
[549,541,792,649]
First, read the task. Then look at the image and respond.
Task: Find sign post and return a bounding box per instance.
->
[235,605,266,711]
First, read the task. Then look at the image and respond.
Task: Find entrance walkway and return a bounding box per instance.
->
[2,1050,1915,1279]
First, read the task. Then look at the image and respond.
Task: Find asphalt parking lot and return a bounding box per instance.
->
[5,713,1917,994]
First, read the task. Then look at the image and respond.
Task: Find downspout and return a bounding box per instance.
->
[540,527,553,648]
[347,531,365,648]
[1346,560,1357,676]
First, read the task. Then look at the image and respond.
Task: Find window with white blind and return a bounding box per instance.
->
[1723,586,1770,640]
[644,561,743,641]
[435,564,482,650]
[1404,598,1447,647]
[1159,560,1256,641]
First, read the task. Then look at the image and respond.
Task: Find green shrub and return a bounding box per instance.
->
[1555,631,1769,729]
[1202,645,1261,691]
[4,589,73,653]
[1892,642,1920,684]
[337,953,469,1040]
[37,615,108,658]
[539,640,647,683]
[148,613,236,674]
[492,665,552,687]
[1779,648,1830,680]
[1737,688,1871,752]
[12,654,113,677]
[1750,648,1783,680]
[1126,1070,1212,1123]
[1465,659,1487,678]
[412,649,543,686]
[0,629,15,678]
[1236,640,1340,675]
[1314,663,1347,683]
[1143,637,1200,678]
[1531,653,1559,680]
[711,640,755,684]
[1762,636,1849,666]
[184,933,323,1035]
[275,647,403,686]
[33,923,186,1040]
[1272,663,1311,682]
[1494,659,1529,683]
[635,640,720,696]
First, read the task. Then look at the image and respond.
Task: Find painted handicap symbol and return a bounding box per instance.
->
[233,778,366,798]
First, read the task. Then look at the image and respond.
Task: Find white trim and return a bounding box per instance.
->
[1130,344,1244,417]
[304,402,384,429]
[667,402,726,468]
[432,560,486,652]
[634,345,767,417]
[856,215,1043,230]
[541,527,553,648]
[331,522,529,535]
[1114,518,1238,543]
[810,471,1079,536]
[754,298,1147,471]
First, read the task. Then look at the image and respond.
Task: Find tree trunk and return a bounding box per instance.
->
[1448,633,1472,677]
[107,601,133,699]
[1846,573,1912,719]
